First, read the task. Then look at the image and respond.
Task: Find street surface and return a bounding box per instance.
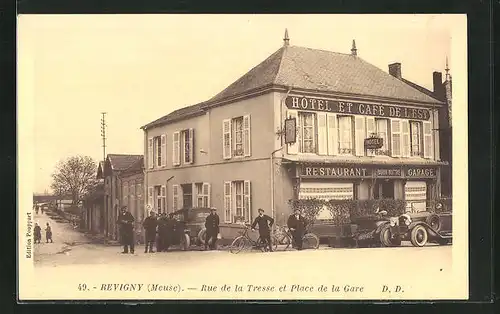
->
[27,212,458,300]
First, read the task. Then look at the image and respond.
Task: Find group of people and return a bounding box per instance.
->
[34,204,45,215]
[33,222,53,244]
[116,205,309,254]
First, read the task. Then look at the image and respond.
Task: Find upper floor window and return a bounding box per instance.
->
[173,129,194,166]
[410,121,422,157]
[299,112,316,153]
[148,134,166,169]
[223,115,251,160]
[338,116,354,155]
[375,118,390,156]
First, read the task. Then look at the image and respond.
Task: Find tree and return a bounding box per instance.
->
[51,155,98,205]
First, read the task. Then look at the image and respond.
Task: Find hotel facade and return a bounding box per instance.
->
[141,33,448,226]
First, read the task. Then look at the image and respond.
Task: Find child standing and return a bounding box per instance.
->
[34,223,41,244]
[45,222,53,243]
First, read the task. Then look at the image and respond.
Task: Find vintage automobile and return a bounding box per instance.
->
[353,203,453,247]
[172,207,212,247]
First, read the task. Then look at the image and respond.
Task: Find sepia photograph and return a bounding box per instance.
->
[17,14,468,300]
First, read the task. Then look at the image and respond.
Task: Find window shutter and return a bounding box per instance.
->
[366,117,376,156]
[172,184,179,211]
[188,128,194,164]
[317,113,328,155]
[287,110,299,154]
[243,180,251,223]
[161,134,166,167]
[148,138,154,169]
[391,119,401,157]
[354,116,366,156]
[147,187,153,209]
[401,120,410,157]
[327,113,338,156]
[423,121,433,159]
[223,181,232,222]
[192,183,197,208]
[222,119,232,159]
[243,115,251,157]
[203,183,211,207]
[161,185,166,213]
[172,132,180,166]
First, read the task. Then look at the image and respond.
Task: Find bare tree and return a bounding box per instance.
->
[51,156,98,205]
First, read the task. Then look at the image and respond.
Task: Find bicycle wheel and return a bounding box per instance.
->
[230,236,248,254]
[281,234,292,250]
[303,233,320,249]
[271,235,279,251]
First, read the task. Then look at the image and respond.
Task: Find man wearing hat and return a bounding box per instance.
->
[287,208,308,250]
[163,213,178,252]
[251,208,275,252]
[117,206,135,254]
[204,208,220,250]
[142,211,158,253]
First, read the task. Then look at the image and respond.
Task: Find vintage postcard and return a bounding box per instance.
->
[18,14,468,300]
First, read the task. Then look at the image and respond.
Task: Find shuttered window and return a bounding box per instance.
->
[222,119,232,159]
[223,181,232,222]
[391,119,402,157]
[327,113,338,156]
[354,116,366,156]
[375,118,389,156]
[148,138,154,169]
[243,115,251,157]
[172,132,180,166]
[423,121,433,159]
[317,113,328,155]
[402,120,411,157]
[160,134,166,167]
[147,187,153,210]
[299,112,316,153]
[172,185,180,211]
[338,116,353,155]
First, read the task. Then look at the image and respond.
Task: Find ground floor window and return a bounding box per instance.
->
[405,181,427,212]
[172,182,211,211]
[224,180,251,223]
[298,182,354,221]
[373,180,395,199]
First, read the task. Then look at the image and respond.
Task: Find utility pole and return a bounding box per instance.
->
[100,112,108,240]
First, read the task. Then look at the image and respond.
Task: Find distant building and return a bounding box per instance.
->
[102,154,143,240]
[141,31,447,225]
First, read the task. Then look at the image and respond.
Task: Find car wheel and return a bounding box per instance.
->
[379,226,401,247]
[410,225,428,247]
[426,214,441,232]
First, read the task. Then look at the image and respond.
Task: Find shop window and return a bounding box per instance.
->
[299,112,316,153]
[338,116,354,155]
[223,180,251,223]
[222,116,251,159]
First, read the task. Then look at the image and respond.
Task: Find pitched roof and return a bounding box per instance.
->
[208,45,443,105]
[107,154,143,171]
[401,78,441,101]
[141,103,205,130]
[121,156,144,176]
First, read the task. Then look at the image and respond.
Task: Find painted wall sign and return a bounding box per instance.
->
[405,167,437,178]
[285,95,431,121]
[299,165,437,179]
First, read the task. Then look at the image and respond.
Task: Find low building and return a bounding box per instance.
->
[82,182,105,234]
[118,156,145,243]
[102,154,143,240]
[141,31,447,226]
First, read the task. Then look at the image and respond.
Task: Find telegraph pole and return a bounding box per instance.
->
[100,112,108,239]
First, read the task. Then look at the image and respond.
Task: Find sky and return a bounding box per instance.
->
[17,14,463,194]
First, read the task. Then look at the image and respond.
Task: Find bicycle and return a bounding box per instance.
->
[273,225,320,250]
[229,225,278,254]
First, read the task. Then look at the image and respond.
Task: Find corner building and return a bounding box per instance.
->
[142,34,447,226]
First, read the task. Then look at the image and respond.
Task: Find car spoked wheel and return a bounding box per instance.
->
[410,225,428,247]
[379,226,401,247]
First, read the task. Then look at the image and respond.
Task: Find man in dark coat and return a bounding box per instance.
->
[142,211,158,253]
[204,208,220,250]
[163,213,178,252]
[117,206,135,254]
[251,208,275,252]
[287,208,308,250]
[34,223,42,244]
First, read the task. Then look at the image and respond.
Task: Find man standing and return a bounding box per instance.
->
[142,211,158,253]
[156,213,167,252]
[204,208,220,250]
[251,208,274,252]
[117,206,135,254]
[163,213,177,252]
[287,208,308,250]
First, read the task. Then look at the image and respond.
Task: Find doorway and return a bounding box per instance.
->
[374,180,394,199]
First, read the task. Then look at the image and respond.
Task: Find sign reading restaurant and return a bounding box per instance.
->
[300,165,437,179]
[285,95,431,121]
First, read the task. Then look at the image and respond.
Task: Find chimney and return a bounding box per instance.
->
[388,63,402,80]
[433,71,444,99]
